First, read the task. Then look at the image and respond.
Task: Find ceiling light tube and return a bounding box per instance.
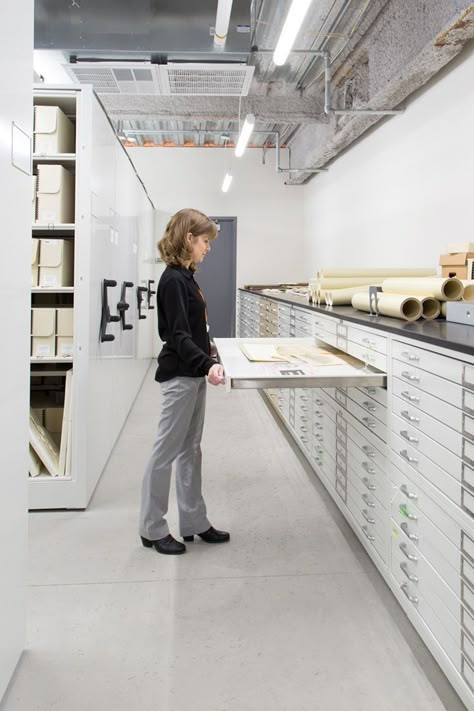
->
[222,172,233,192]
[273,0,313,66]
[214,0,233,48]
[234,113,255,157]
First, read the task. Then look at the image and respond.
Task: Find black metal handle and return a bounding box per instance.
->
[137,286,148,320]
[147,280,156,309]
[100,279,119,342]
[117,280,134,330]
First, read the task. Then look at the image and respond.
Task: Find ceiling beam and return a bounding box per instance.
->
[100,95,328,124]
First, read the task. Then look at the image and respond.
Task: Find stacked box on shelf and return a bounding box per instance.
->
[33,105,75,155]
[38,239,74,288]
[36,164,75,225]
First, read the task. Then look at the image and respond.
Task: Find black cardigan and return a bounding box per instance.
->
[155,265,215,382]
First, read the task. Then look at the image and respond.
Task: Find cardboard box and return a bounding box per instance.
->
[32,175,37,222]
[31,308,56,358]
[56,308,74,358]
[36,164,75,224]
[34,105,75,155]
[44,407,64,446]
[38,239,74,287]
[439,253,474,279]
[31,239,39,287]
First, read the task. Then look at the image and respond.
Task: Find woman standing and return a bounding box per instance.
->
[139,208,229,555]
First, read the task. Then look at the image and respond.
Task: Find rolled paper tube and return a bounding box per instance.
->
[440,302,447,317]
[351,292,423,321]
[324,285,382,306]
[419,297,440,320]
[381,277,463,301]
[462,281,474,301]
[317,277,387,289]
[319,268,437,278]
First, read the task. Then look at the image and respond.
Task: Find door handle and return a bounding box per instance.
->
[117,281,134,330]
[137,286,148,320]
[100,278,120,342]
[147,279,156,309]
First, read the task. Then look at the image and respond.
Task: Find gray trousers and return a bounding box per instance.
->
[139,376,210,540]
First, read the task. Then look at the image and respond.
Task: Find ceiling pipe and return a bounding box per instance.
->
[214,0,234,48]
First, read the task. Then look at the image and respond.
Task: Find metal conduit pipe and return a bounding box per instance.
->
[121,128,328,175]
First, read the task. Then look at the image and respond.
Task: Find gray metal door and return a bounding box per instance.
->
[194,216,236,338]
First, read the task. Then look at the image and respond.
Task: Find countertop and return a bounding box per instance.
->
[239,288,474,357]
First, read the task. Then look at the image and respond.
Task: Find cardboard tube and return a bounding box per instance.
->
[462,281,474,301]
[440,302,447,317]
[317,277,385,289]
[420,297,440,320]
[320,268,436,278]
[324,285,381,306]
[351,292,423,321]
[381,277,463,301]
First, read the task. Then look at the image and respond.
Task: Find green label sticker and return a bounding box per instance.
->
[399,503,409,518]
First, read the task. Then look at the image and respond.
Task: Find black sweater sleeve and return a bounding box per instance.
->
[160,276,215,375]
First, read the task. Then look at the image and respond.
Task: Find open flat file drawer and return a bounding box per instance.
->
[214,337,387,391]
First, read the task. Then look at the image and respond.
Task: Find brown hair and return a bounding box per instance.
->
[158,208,218,271]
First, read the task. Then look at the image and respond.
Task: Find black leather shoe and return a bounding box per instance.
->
[184,526,230,544]
[141,534,186,555]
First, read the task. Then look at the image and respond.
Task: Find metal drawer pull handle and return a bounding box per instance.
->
[300,426,308,432]
[401,351,420,362]
[401,371,420,382]
[400,430,419,444]
[300,406,308,411]
[401,390,420,403]
[314,413,323,419]
[400,582,419,604]
[362,477,376,491]
[361,525,375,542]
[362,493,375,508]
[399,542,418,561]
[400,484,418,500]
[315,434,323,442]
[362,337,376,346]
[400,562,419,583]
[314,399,323,406]
[362,509,376,524]
[401,410,420,423]
[363,401,377,412]
[366,388,377,395]
[362,462,376,474]
[301,437,308,443]
[400,522,419,540]
[400,450,419,465]
[362,445,375,458]
[362,417,377,429]
[315,423,323,430]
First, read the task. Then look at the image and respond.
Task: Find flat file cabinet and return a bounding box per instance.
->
[236,288,474,710]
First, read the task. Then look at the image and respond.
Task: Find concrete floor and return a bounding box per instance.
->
[1,367,467,710]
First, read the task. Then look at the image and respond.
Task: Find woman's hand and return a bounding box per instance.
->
[207,363,225,386]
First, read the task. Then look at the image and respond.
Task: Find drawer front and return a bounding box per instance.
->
[313,315,337,335]
[293,307,313,326]
[347,471,387,528]
[347,325,387,355]
[391,432,463,507]
[342,339,387,373]
[347,455,388,509]
[391,489,462,587]
[346,491,388,562]
[314,330,338,348]
[392,358,462,407]
[393,339,474,388]
[390,568,462,675]
[392,376,463,432]
[338,397,387,443]
[391,529,466,648]
[294,324,313,337]
[345,387,387,425]
[357,385,387,408]
[391,411,463,480]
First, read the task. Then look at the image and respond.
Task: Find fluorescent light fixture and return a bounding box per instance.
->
[234,113,255,157]
[273,0,313,66]
[214,0,233,48]
[222,172,233,192]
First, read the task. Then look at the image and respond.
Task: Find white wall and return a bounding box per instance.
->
[127,147,306,287]
[303,44,474,275]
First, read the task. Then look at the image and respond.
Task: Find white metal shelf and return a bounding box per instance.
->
[31,287,74,293]
[32,224,75,235]
[33,154,76,168]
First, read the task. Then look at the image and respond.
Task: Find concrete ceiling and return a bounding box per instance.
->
[34,0,474,184]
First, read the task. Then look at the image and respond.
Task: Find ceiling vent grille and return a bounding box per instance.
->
[65,63,161,95]
[158,63,254,96]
